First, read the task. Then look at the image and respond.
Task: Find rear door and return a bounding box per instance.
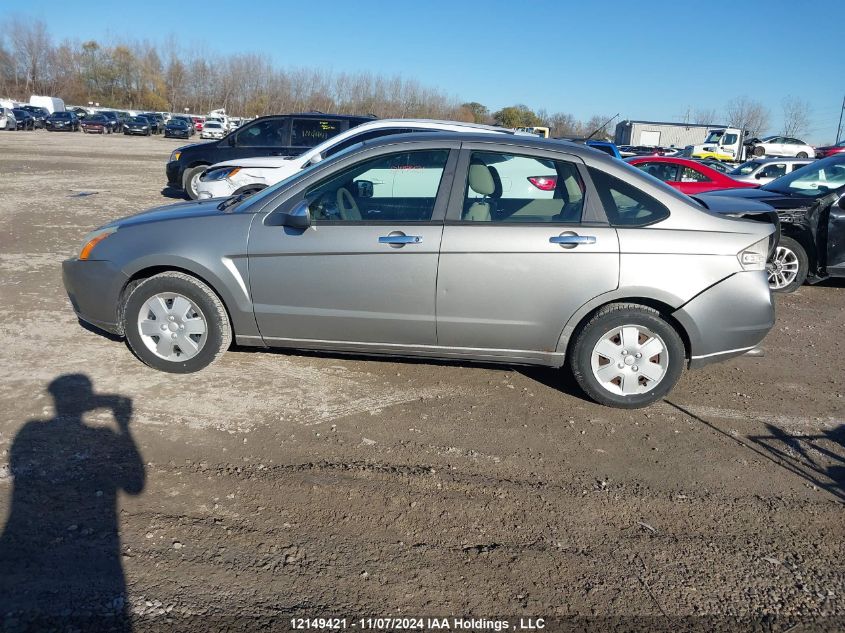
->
[435,144,619,355]
[229,117,292,159]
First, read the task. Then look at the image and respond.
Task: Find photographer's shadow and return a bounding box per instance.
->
[0,374,144,630]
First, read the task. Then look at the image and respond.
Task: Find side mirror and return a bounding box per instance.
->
[308,153,323,166]
[355,180,374,199]
[755,172,764,179]
[280,200,311,229]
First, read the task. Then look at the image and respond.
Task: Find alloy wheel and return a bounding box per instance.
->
[767,245,800,290]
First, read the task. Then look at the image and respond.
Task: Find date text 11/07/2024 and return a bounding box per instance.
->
[289,617,546,630]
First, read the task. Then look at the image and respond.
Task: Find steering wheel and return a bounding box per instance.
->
[336,187,360,220]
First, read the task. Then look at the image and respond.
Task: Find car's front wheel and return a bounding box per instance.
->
[123,272,232,373]
[569,304,685,408]
[182,165,206,199]
[796,152,808,159]
[768,236,808,293]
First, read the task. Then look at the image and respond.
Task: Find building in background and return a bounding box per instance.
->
[614,120,725,148]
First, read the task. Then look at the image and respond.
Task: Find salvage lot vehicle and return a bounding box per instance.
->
[11,108,35,130]
[195,118,522,200]
[141,112,164,134]
[751,136,814,158]
[815,140,845,158]
[728,157,813,185]
[80,113,112,134]
[164,118,191,139]
[0,107,16,130]
[705,155,845,293]
[64,133,776,408]
[167,112,375,199]
[200,120,226,139]
[45,110,79,131]
[626,156,756,194]
[123,116,152,136]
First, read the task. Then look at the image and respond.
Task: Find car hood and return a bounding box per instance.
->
[699,187,814,210]
[103,199,235,229]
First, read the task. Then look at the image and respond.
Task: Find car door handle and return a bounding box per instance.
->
[549,232,596,249]
[379,232,422,248]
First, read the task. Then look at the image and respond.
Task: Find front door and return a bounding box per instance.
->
[248,148,455,347]
[436,148,620,355]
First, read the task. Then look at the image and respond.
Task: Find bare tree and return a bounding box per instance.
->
[6,18,52,94]
[781,96,811,137]
[693,108,719,125]
[725,96,770,137]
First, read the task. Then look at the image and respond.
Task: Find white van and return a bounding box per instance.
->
[29,95,65,114]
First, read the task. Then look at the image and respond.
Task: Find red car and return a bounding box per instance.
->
[814,140,845,158]
[192,116,205,131]
[626,156,758,195]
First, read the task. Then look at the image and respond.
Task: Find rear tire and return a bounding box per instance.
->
[123,272,231,373]
[569,304,685,409]
[768,236,808,293]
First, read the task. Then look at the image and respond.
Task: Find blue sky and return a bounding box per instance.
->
[13,0,845,143]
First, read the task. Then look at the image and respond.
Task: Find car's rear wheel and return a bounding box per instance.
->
[182,165,207,200]
[569,304,685,409]
[124,272,231,373]
[767,236,808,293]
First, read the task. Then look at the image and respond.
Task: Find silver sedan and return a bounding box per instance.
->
[63,133,776,408]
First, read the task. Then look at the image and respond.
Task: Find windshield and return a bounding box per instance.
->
[88,115,107,121]
[730,161,762,176]
[169,119,187,126]
[52,112,71,119]
[704,131,724,143]
[763,156,845,197]
[205,122,222,128]
[129,117,147,124]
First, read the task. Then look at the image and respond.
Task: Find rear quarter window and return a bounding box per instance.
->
[588,167,670,227]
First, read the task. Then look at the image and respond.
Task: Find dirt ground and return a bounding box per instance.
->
[0,130,842,633]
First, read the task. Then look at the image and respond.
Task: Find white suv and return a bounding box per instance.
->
[0,107,17,130]
[195,119,519,199]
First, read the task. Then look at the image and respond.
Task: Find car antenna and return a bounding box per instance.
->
[584,113,620,140]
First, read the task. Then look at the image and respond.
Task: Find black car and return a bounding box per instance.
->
[166,112,374,198]
[141,112,165,135]
[45,111,80,132]
[19,105,50,128]
[11,109,36,130]
[704,155,845,293]
[170,115,195,135]
[164,118,191,139]
[99,111,122,133]
[124,116,153,136]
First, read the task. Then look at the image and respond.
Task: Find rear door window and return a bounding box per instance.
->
[679,166,711,182]
[634,161,679,182]
[588,167,670,227]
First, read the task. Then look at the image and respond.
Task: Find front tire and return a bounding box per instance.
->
[182,165,206,200]
[753,146,765,157]
[796,151,808,159]
[768,236,808,293]
[569,304,685,409]
[123,272,231,373]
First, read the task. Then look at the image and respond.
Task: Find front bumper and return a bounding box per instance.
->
[166,160,184,189]
[196,178,236,200]
[673,271,775,369]
[62,259,129,335]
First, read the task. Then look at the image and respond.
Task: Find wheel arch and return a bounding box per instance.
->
[117,261,257,340]
[779,224,818,276]
[556,294,692,361]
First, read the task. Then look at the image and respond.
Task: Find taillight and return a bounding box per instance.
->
[527,176,557,191]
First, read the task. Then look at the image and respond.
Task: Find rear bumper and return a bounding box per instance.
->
[673,271,775,369]
[62,259,128,336]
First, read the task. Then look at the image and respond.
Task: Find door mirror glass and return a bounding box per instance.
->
[355,179,374,198]
[280,200,311,229]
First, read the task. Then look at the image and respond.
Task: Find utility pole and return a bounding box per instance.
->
[837,94,845,143]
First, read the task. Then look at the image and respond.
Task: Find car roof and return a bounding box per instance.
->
[357,131,610,161]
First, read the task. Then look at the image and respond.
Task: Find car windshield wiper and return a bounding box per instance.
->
[217,192,250,211]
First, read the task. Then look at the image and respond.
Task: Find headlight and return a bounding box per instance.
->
[169,150,181,162]
[738,237,768,271]
[78,227,117,260]
[142,125,148,129]
[200,167,241,182]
